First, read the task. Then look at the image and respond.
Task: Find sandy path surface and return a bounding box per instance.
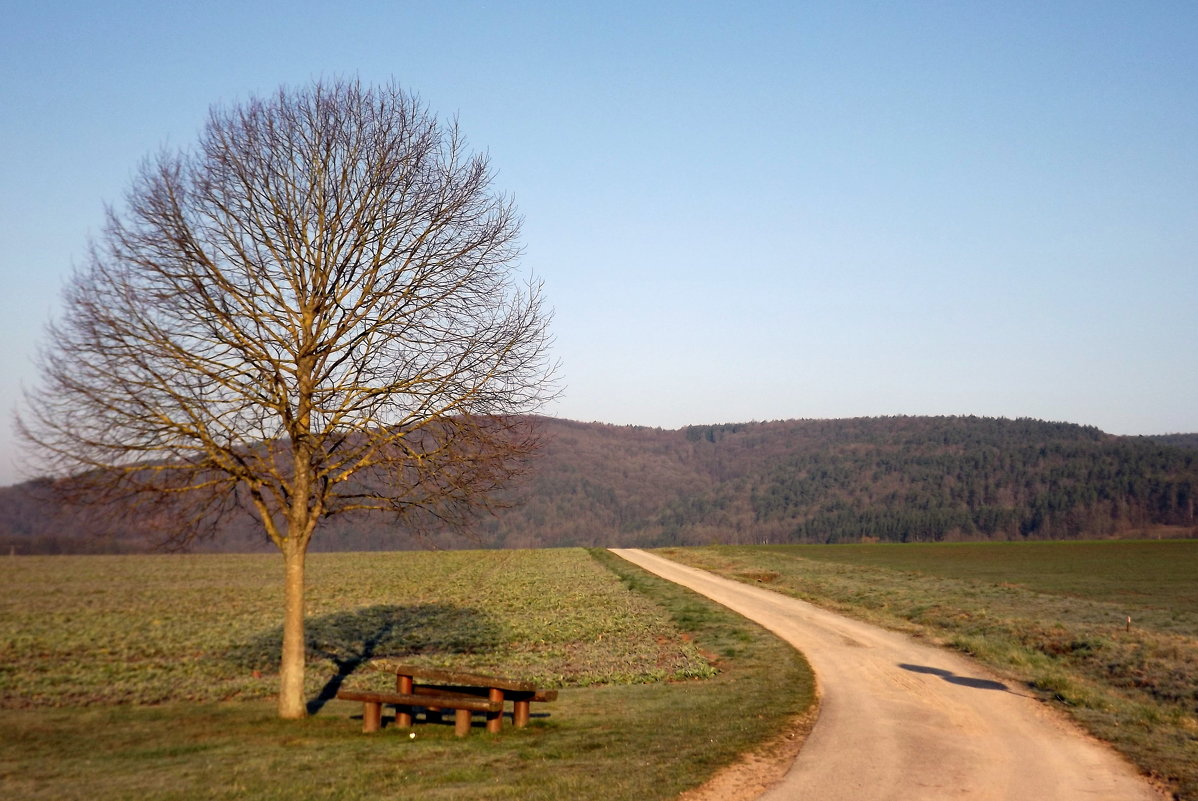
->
[612,548,1164,801]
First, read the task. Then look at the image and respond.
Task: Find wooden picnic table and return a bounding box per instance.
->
[336,664,557,736]
[392,664,557,733]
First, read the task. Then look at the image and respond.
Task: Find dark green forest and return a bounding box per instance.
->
[2,416,1195,553]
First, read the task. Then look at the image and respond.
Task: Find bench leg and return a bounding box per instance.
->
[486,688,504,734]
[395,675,414,727]
[513,699,531,728]
[363,701,382,733]
[454,708,472,737]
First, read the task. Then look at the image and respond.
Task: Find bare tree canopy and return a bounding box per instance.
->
[18,79,556,717]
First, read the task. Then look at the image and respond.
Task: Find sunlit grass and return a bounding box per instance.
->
[0,550,714,708]
[0,548,813,800]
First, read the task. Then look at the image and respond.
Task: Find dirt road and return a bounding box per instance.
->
[612,548,1163,801]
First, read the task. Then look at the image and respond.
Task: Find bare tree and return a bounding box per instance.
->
[18,80,556,718]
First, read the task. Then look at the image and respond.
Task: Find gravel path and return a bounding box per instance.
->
[612,548,1164,801]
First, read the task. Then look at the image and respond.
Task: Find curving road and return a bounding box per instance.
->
[612,549,1163,801]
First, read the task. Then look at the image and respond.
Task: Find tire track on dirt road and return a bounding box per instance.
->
[611,548,1164,801]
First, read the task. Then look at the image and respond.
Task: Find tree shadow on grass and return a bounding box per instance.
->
[226,604,505,714]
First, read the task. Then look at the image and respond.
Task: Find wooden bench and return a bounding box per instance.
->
[337,664,558,736]
[336,689,502,736]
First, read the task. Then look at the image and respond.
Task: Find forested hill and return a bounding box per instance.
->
[472,416,1198,549]
[2,416,1196,553]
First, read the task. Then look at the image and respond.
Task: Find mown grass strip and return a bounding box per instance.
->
[0,549,813,800]
[661,542,1198,801]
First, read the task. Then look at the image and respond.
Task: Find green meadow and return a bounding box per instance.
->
[0,548,813,800]
[4,540,1194,799]
[662,540,1198,800]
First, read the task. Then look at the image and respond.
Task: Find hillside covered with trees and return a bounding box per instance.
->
[2,416,1195,553]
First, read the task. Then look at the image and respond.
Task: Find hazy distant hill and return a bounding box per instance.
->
[2,416,1195,554]
[1146,433,1198,450]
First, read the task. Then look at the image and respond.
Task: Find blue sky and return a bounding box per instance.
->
[2,1,1196,485]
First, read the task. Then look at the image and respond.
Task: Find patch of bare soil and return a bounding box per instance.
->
[678,705,819,801]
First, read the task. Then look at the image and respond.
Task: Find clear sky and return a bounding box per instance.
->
[2,1,1196,486]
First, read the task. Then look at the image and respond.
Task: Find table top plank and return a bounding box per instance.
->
[389,663,539,693]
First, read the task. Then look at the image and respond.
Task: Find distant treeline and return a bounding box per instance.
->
[744,420,1196,544]
[2,416,1195,553]
[476,417,1197,548]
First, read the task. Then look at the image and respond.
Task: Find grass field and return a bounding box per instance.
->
[662,540,1198,800]
[773,540,1198,623]
[0,548,813,800]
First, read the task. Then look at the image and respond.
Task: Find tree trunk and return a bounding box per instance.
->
[278,538,308,719]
